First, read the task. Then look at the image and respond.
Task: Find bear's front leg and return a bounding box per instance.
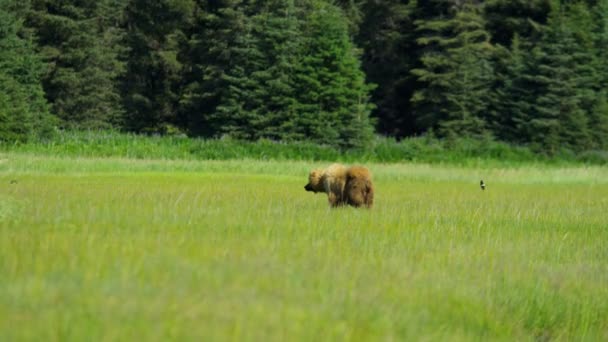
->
[327,193,342,207]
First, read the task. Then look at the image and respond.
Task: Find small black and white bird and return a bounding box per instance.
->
[480,180,486,190]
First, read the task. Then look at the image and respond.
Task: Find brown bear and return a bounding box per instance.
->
[304,163,348,207]
[344,166,374,208]
[304,164,374,208]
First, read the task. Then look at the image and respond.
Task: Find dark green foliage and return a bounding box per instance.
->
[180,0,277,138]
[589,0,608,148]
[411,1,495,138]
[197,0,260,139]
[594,0,608,91]
[122,0,193,134]
[188,0,302,141]
[0,0,606,156]
[355,0,418,137]
[181,0,375,149]
[291,1,375,150]
[27,0,126,129]
[496,35,537,143]
[246,0,301,141]
[520,3,595,153]
[484,0,551,46]
[0,0,54,142]
[589,92,608,149]
[491,0,606,154]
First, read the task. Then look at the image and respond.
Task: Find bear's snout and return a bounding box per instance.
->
[304,183,314,192]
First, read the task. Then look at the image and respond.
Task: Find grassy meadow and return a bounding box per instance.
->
[1,152,607,340]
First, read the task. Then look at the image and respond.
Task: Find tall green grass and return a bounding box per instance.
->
[3,130,607,165]
[1,153,607,340]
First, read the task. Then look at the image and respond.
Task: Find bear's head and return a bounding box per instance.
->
[304,169,324,193]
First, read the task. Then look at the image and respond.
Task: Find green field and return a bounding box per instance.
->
[1,153,607,341]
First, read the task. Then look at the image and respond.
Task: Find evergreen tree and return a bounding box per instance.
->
[497,34,539,143]
[179,0,254,138]
[565,1,597,148]
[247,0,301,141]
[122,0,193,134]
[26,0,126,129]
[589,0,608,148]
[528,3,591,153]
[179,0,252,137]
[290,1,375,149]
[182,0,374,149]
[484,0,551,47]
[334,0,364,36]
[202,0,264,140]
[356,0,418,137]
[590,91,608,149]
[0,0,53,142]
[4,0,605,153]
[411,1,495,138]
[594,0,608,91]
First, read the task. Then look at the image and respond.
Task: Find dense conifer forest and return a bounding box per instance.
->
[1,0,607,154]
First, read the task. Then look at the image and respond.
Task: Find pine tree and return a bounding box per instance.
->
[589,0,608,148]
[204,1,263,140]
[590,91,608,149]
[26,0,126,129]
[334,0,364,36]
[355,0,418,137]
[290,1,375,149]
[181,0,374,149]
[0,0,53,142]
[498,34,539,143]
[484,0,551,46]
[566,2,596,114]
[247,0,301,141]
[411,1,495,138]
[179,0,252,138]
[122,0,193,134]
[594,0,608,91]
[529,3,592,153]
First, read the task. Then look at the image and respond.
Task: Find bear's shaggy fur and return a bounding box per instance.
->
[304,164,374,208]
[304,163,348,207]
[344,166,374,208]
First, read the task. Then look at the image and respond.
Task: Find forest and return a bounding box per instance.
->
[1,0,607,154]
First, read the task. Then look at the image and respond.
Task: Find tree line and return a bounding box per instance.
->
[1,0,607,153]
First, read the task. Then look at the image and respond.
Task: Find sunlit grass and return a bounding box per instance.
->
[1,153,607,340]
